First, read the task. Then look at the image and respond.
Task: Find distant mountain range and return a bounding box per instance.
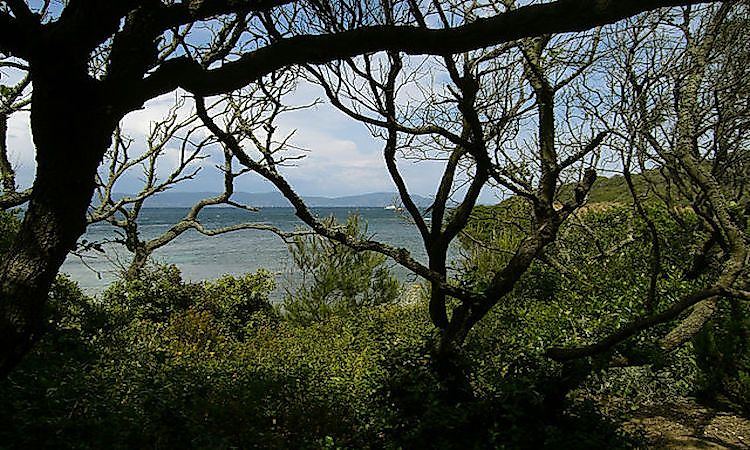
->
[111,191,434,208]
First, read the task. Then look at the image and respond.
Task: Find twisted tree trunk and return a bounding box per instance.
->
[0,50,115,376]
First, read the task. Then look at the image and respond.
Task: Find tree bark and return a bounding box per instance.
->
[0,52,115,376]
[125,248,150,281]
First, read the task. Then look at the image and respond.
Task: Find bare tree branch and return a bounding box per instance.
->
[135,0,720,104]
[546,286,727,361]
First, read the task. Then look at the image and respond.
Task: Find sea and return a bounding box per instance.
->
[61,207,447,301]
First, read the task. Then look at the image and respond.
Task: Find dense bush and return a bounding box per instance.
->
[0,265,281,447]
[462,203,701,342]
[2,201,746,448]
[0,261,643,449]
[282,214,401,326]
[102,264,205,322]
[694,299,750,411]
[458,201,709,409]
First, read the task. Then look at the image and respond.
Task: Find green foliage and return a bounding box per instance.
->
[457,197,533,292]
[0,84,13,99]
[0,266,281,448]
[461,200,703,352]
[47,274,109,343]
[458,200,708,414]
[102,264,276,333]
[282,214,401,325]
[102,264,203,323]
[202,270,277,336]
[3,188,741,448]
[0,276,107,448]
[556,168,681,206]
[694,299,750,411]
[0,262,645,449]
[0,265,423,448]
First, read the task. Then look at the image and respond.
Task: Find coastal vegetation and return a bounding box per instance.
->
[1,0,749,448]
[1,178,749,447]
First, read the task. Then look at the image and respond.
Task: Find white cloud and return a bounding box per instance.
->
[119,91,191,137]
[6,82,501,203]
[6,110,35,189]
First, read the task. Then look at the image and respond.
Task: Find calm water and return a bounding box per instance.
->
[62,207,437,299]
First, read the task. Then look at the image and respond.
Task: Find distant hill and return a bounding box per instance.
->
[558,169,669,205]
[109,191,434,208]
[108,171,664,209]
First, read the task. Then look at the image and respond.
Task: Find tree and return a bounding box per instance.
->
[199,0,606,376]
[195,3,750,403]
[546,3,750,362]
[87,75,306,279]
[283,214,401,325]
[0,0,723,375]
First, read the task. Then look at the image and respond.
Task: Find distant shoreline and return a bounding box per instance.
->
[130,205,414,209]
[102,191,435,209]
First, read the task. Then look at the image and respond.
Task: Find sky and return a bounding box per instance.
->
[2,0,509,205]
[5,79,504,204]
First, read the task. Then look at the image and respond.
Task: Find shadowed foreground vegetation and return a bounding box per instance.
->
[0,270,639,449]
[1,195,747,449]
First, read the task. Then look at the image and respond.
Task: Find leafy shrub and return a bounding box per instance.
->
[457,197,532,292]
[282,214,401,325]
[202,270,277,337]
[0,266,282,449]
[0,275,110,448]
[101,264,203,323]
[458,201,706,411]
[0,259,648,449]
[462,203,679,341]
[3,200,721,449]
[694,298,750,411]
[101,264,276,331]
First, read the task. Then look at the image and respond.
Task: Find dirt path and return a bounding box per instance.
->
[623,398,750,449]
